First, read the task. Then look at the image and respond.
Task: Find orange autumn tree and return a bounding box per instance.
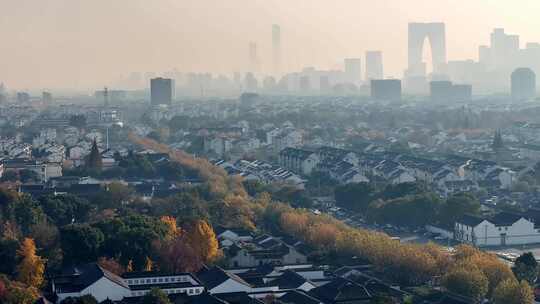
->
[157,233,202,273]
[156,219,220,273]
[16,238,45,288]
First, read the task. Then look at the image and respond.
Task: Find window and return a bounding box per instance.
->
[128,280,132,284]
[188,289,193,295]
[158,278,163,283]
[134,279,139,284]
[146,279,151,283]
[164,278,169,282]
[152,279,157,283]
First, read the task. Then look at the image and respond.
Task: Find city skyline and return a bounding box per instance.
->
[4,0,540,89]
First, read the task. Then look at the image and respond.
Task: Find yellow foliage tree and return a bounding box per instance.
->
[16,238,45,288]
[144,256,154,272]
[186,220,220,264]
[127,260,134,272]
[160,216,180,239]
[492,279,534,304]
[280,212,309,236]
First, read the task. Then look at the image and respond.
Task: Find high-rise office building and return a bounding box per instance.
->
[299,76,311,92]
[490,28,520,70]
[17,92,30,103]
[150,78,174,106]
[320,76,331,92]
[248,42,260,73]
[365,51,384,80]
[371,79,401,101]
[42,91,52,104]
[272,24,281,77]
[344,58,362,85]
[244,73,258,92]
[511,68,536,101]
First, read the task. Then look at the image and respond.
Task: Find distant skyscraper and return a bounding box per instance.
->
[490,28,520,70]
[150,78,174,106]
[262,76,277,92]
[299,76,311,92]
[42,91,52,104]
[320,76,331,92]
[511,68,536,101]
[407,22,447,76]
[272,24,281,77]
[244,73,258,92]
[248,41,260,73]
[371,79,401,101]
[365,51,383,80]
[17,92,30,103]
[344,58,362,85]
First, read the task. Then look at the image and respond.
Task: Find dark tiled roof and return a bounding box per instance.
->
[309,277,371,302]
[184,292,229,304]
[266,270,309,289]
[215,292,265,304]
[54,263,128,294]
[279,290,322,304]
[490,212,524,227]
[196,266,251,290]
[456,214,485,227]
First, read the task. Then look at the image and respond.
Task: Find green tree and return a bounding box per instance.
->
[0,239,19,275]
[60,295,98,304]
[492,279,534,304]
[60,224,104,264]
[86,139,102,170]
[139,288,171,304]
[368,193,442,228]
[439,193,480,227]
[334,182,376,212]
[512,252,538,285]
[7,195,46,235]
[95,215,168,268]
[273,186,313,209]
[39,194,93,226]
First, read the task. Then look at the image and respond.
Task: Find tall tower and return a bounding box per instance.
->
[365,51,384,80]
[407,22,447,76]
[103,87,109,107]
[272,24,281,77]
[344,58,362,85]
[248,41,260,73]
[150,78,174,106]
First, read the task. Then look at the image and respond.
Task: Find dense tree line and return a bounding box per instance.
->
[334,182,480,228]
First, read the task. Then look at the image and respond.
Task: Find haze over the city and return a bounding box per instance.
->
[4,0,540,89]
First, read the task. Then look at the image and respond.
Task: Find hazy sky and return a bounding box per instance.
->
[3,0,540,90]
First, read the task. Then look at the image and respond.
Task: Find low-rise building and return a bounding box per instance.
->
[455,212,540,247]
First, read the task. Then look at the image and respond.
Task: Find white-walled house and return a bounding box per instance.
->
[53,264,131,303]
[279,148,320,176]
[455,213,540,247]
[53,264,205,303]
